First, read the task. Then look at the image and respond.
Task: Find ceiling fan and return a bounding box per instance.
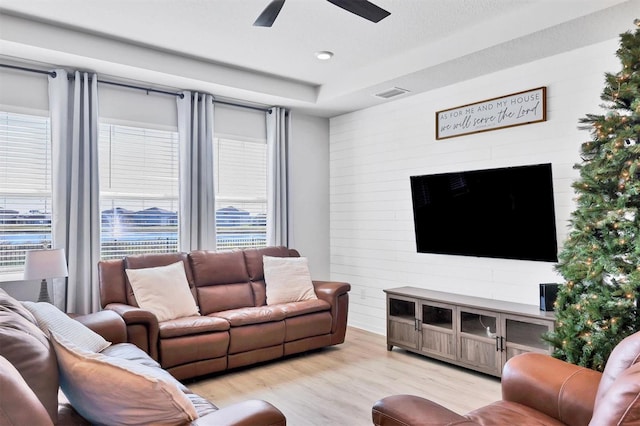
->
[253,0,390,27]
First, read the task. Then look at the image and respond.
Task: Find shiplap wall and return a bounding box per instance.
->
[330,38,621,335]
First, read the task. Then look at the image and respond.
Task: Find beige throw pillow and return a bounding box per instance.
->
[50,332,198,425]
[22,301,111,352]
[263,256,317,305]
[125,261,200,322]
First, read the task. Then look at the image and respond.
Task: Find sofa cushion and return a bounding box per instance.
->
[124,252,194,307]
[279,299,331,318]
[198,282,256,315]
[126,260,200,322]
[591,362,640,425]
[212,305,288,327]
[190,250,255,314]
[186,394,218,418]
[0,289,59,423]
[51,332,198,425]
[159,315,230,338]
[595,331,640,407]
[190,250,250,286]
[245,247,299,306]
[22,301,111,352]
[57,391,91,426]
[101,342,162,369]
[101,343,191,394]
[0,355,54,426]
[263,256,317,305]
[466,400,566,425]
[0,289,40,323]
[243,246,292,281]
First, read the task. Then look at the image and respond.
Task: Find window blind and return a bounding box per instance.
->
[0,111,52,274]
[215,137,267,250]
[99,123,179,259]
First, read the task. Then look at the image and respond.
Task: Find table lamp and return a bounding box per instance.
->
[23,248,69,304]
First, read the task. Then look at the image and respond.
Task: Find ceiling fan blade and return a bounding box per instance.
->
[254,0,286,27]
[326,0,390,23]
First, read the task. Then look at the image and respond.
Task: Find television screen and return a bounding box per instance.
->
[410,163,558,262]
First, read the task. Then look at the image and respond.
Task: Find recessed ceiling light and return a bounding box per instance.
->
[315,51,334,61]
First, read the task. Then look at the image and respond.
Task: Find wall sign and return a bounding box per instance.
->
[436,87,546,140]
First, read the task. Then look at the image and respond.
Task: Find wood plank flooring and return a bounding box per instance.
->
[187,327,501,426]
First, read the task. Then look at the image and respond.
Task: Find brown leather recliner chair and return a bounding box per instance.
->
[372,331,640,425]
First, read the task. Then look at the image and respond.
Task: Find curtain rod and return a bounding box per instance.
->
[1,63,274,113]
[97,79,184,99]
[0,63,57,77]
[212,99,271,113]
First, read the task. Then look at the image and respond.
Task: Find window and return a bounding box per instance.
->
[0,111,52,276]
[215,137,267,250]
[99,123,179,259]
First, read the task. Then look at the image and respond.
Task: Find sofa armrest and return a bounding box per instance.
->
[502,352,601,426]
[74,310,127,344]
[312,280,350,298]
[193,400,286,426]
[313,281,350,343]
[103,303,160,360]
[372,395,476,426]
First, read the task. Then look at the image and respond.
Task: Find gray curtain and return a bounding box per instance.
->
[177,92,216,251]
[266,107,290,247]
[48,69,101,314]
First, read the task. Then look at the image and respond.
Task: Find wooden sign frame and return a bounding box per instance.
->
[436,87,547,140]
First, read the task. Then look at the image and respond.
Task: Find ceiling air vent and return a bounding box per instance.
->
[374,87,410,99]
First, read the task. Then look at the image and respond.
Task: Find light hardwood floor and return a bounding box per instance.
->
[187,327,501,426]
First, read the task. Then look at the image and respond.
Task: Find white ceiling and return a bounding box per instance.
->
[0,0,637,117]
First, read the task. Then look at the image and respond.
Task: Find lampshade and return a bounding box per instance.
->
[23,249,69,280]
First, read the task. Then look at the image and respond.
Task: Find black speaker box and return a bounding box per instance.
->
[539,283,560,311]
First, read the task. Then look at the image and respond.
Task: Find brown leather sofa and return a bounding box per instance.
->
[0,288,286,426]
[372,331,640,425]
[98,246,351,380]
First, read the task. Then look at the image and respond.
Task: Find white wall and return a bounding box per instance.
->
[330,38,620,335]
[290,113,330,279]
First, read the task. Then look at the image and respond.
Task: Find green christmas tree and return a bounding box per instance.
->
[544,20,640,372]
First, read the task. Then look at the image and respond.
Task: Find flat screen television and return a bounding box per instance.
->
[410,163,558,262]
